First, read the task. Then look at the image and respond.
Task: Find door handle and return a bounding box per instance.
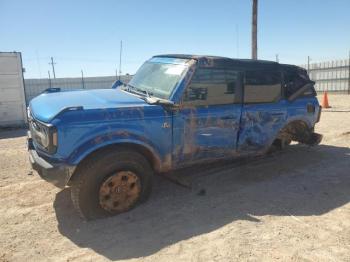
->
[220,115,235,120]
[271,112,284,116]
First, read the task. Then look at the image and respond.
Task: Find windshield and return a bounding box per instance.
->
[127,57,190,99]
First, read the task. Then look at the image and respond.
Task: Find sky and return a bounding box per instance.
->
[1,0,349,79]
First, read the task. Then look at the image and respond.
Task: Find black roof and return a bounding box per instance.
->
[153,54,303,72]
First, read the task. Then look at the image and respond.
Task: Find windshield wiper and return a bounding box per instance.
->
[123,84,144,96]
[125,84,154,97]
[135,86,154,97]
[144,96,175,106]
[123,84,173,106]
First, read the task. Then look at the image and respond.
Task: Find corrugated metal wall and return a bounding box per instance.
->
[300,59,350,93]
[24,75,132,104]
[0,52,27,127]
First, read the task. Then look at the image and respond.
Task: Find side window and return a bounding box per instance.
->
[284,70,316,98]
[244,70,281,103]
[183,68,239,106]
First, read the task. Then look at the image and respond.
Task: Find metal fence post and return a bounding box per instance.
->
[48,70,52,89]
[81,70,85,89]
[348,51,350,94]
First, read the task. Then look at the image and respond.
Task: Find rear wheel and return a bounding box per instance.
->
[70,149,153,220]
[269,138,291,153]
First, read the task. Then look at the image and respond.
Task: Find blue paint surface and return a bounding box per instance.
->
[238,100,288,154]
[173,104,242,166]
[29,89,147,122]
[28,57,321,177]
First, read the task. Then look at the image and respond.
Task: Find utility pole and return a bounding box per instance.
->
[307,56,311,74]
[49,57,56,78]
[276,54,279,63]
[119,40,123,80]
[81,70,85,89]
[251,0,258,60]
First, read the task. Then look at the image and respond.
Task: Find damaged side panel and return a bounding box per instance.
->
[172,104,242,167]
[237,100,287,154]
[285,97,320,128]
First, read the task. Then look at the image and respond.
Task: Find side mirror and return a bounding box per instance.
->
[168,103,180,110]
[111,80,124,89]
[43,87,61,93]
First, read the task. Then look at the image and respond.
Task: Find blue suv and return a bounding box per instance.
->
[27,55,322,220]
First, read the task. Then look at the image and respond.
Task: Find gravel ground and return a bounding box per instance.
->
[0,94,350,262]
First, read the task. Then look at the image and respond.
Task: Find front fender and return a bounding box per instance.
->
[67,130,162,168]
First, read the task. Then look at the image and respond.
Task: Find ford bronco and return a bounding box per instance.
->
[27,55,322,220]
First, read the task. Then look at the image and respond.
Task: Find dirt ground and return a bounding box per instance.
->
[1,94,350,262]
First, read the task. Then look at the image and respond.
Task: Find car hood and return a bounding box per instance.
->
[29,89,147,122]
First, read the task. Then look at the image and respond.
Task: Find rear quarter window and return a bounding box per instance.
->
[284,69,316,98]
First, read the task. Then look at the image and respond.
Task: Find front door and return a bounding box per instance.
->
[172,67,243,167]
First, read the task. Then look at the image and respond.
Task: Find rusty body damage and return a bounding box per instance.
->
[27,54,322,189]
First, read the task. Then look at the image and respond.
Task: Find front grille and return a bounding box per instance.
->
[27,108,42,147]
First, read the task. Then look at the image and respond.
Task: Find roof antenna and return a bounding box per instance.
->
[236,24,239,58]
[119,40,123,80]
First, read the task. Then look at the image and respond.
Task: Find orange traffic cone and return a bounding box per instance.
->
[322,91,331,108]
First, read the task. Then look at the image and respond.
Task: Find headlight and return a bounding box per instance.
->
[29,120,57,154]
[36,124,50,148]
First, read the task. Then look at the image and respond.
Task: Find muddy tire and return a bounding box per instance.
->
[70,149,153,220]
[269,138,291,153]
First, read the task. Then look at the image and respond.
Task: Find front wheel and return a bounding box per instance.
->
[70,149,153,220]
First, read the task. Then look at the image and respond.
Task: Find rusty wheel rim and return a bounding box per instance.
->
[99,171,141,213]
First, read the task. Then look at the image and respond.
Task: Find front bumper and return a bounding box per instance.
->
[27,132,75,188]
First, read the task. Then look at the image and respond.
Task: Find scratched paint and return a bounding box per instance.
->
[28,55,322,188]
[172,104,242,167]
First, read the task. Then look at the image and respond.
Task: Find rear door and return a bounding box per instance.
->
[172,67,243,166]
[237,69,287,154]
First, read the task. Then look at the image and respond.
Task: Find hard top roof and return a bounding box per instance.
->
[153,54,303,71]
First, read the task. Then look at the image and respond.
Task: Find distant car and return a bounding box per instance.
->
[27,55,322,220]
